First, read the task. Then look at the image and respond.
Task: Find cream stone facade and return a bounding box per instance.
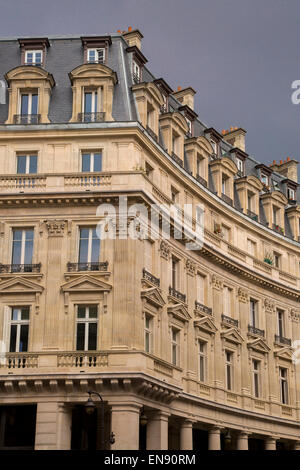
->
[0,30,299,451]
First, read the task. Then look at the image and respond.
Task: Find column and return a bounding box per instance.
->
[236,432,249,450]
[56,404,72,450]
[208,426,221,450]
[35,402,58,450]
[110,403,141,450]
[146,411,169,450]
[180,419,194,450]
[265,436,277,450]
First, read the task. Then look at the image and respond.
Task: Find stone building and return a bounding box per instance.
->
[0,28,299,450]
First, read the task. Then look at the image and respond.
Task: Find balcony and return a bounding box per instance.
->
[0,263,41,273]
[67,261,108,272]
[171,152,183,167]
[146,125,158,142]
[77,112,106,123]
[142,268,160,287]
[196,174,207,187]
[195,301,212,315]
[248,325,265,337]
[247,209,258,221]
[221,314,239,328]
[221,193,233,206]
[272,224,284,235]
[169,286,186,303]
[0,353,38,369]
[274,335,291,346]
[13,114,40,124]
[57,351,108,368]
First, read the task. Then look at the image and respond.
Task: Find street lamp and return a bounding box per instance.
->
[85,391,115,448]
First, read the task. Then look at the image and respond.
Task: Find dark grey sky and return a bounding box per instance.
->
[1,0,300,169]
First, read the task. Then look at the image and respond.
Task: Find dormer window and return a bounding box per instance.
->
[87,48,105,64]
[287,187,295,200]
[25,50,43,66]
[80,89,103,122]
[236,158,244,175]
[261,173,269,186]
[211,140,217,155]
[18,91,39,124]
[186,117,192,136]
[133,61,141,84]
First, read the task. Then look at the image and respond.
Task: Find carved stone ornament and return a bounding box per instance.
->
[45,219,66,236]
[211,274,222,290]
[160,240,171,260]
[186,259,196,276]
[264,298,275,314]
[238,288,248,303]
[290,309,300,323]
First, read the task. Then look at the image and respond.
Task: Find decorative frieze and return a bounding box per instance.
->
[185,259,196,276]
[237,287,248,303]
[290,309,300,323]
[44,219,66,237]
[264,298,275,314]
[211,274,223,290]
[159,240,171,260]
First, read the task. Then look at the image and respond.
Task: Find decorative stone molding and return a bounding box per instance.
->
[211,274,222,290]
[264,298,275,314]
[185,259,196,276]
[237,287,248,303]
[44,219,66,237]
[159,240,171,260]
[290,309,300,323]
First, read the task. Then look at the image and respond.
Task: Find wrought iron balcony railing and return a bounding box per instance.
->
[67,261,108,272]
[13,114,40,124]
[0,263,41,273]
[221,314,239,328]
[171,152,183,167]
[142,268,160,287]
[86,59,105,64]
[196,174,207,187]
[169,286,186,303]
[77,112,106,123]
[195,301,212,315]
[221,193,233,206]
[248,325,265,337]
[146,125,158,142]
[247,209,258,221]
[275,335,291,346]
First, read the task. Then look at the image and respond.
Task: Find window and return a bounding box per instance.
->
[78,227,100,267]
[171,186,179,204]
[273,252,281,269]
[211,140,217,155]
[223,286,232,316]
[12,229,34,269]
[76,305,98,351]
[87,48,105,64]
[196,155,205,177]
[144,239,153,272]
[196,273,205,304]
[225,351,233,391]
[144,315,153,353]
[273,205,280,225]
[236,158,244,174]
[25,50,43,65]
[171,327,180,366]
[83,89,100,116]
[186,118,192,135]
[81,152,102,172]
[287,187,295,200]
[222,175,227,195]
[146,102,155,130]
[172,132,180,156]
[20,92,38,116]
[17,154,37,174]
[252,359,261,398]
[277,309,285,337]
[9,307,30,352]
[250,299,258,327]
[261,173,268,186]
[132,61,141,83]
[198,340,207,382]
[279,367,288,404]
[171,256,179,290]
[247,238,256,257]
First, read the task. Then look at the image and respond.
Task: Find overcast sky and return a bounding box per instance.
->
[1,0,299,170]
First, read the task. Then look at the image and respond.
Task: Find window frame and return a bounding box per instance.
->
[78,226,101,265]
[9,306,30,353]
[16,154,38,174]
[11,228,34,266]
[87,48,105,64]
[279,367,289,404]
[25,50,43,65]
[81,151,102,172]
[75,305,98,351]
[144,314,153,354]
[171,327,180,367]
[198,340,207,382]
[225,350,234,391]
[19,91,38,116]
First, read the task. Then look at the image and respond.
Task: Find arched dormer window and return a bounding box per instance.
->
[209,156,238,206]
[159,111,189,165]
[5,66,55,124]
[132,81,164,140]
[68,63,118,123]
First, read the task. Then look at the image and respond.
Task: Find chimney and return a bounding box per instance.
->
[269,158,298,183]
[222,127,247,152]
[122,28,143,50]
[172,86,196,110]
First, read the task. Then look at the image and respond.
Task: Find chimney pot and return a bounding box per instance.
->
[273,160,276,165]
[280,160,283,165]
[177,86,182,91]
[117,30,121,33]
[287,156,291,161]
[128,26,132,32]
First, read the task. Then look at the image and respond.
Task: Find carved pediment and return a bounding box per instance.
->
[274,347,293,362]
[167,303,191,323]
[247,338,270,354]
[61,275,112,293]
[69,63,118,84]
[221,327,244,345]
[194,317,217,335]
[5,65,55,87]
[0,276,43,294]
[141,287,165,308]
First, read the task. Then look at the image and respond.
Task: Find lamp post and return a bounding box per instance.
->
[85,390,115,449]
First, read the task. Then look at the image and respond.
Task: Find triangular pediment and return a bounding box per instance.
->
[274,347,293,361]
[0,276,43,294]
[194,317,217,335]
[61,275,112,293]
[221,327,244,345]
[141,287,165,308]
[167,303,191,322]
[247,338,270,354]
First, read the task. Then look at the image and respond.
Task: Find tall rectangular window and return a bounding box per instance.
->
[171,256,179,290]
[279,367,288,404]
[20,93,38,115]
[225,351,233,391]
[144,315,153,354]
[250,299,258,328]
[12,229,34,268]
[76,305,98,351]
[17,154,38,174]
[277,309,285,337]
[196,273,205,304]
[222,175,227,194]
[252,359,261,398]
[171,328,180,366]
[198,340,207,382]
[81,152,102,172]
[9,307,30,352]
[223,286,232,316]
[78,227,100,268]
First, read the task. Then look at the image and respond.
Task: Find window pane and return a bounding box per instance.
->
[94,92,98,113]
[91,237,100,262]
[84,93,92,113]
[17,156,27,174]
[88,306,97,319]
[88,323,97,350]
[145,332,150,352]
[31,94,38,115]
[76,323,85,350]
[93,153,102,172]
[35,52,42,64]
[26,53,33,63]
[12,308,19,321]
[29,156,37,174]
[21,95,29,115]
[77,306,86,318]
[88,50,96,62]
[12,239,22,264]
[21,308,29,321]
[19,324,29,352]
[9,325,17,352]
[24,238,33,265]
[78,237,88,263]
[82,154,91,172]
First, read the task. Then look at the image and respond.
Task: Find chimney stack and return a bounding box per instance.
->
[222,127,247,152]
[270,158,298,183]
[122,27,143,50]
[172,86,196,110]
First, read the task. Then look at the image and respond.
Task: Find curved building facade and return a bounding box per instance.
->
[0,29,299,450]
